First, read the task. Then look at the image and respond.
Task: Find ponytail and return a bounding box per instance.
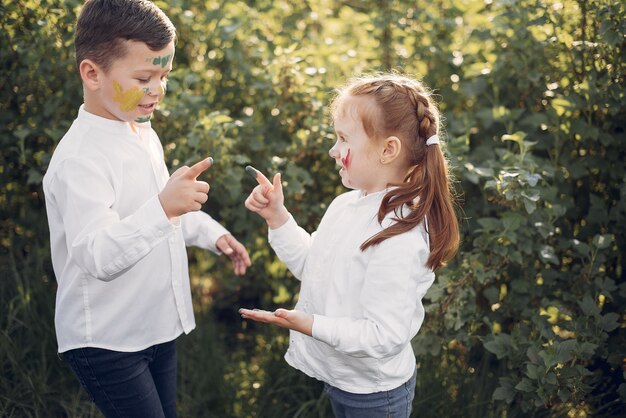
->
[361,144,458,270]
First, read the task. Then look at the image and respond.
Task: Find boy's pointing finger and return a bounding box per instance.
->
[185,157,213,179]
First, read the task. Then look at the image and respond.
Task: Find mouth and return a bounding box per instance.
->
[138,102,158,114]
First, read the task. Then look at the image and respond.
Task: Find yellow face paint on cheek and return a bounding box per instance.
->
[112,80,144,112]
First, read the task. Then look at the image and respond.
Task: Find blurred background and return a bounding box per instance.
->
[1,0,624,416]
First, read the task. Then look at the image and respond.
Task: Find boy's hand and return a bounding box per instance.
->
[216,234,251,276]
[239,307,313,336]
[244,167,289,229]
[159,158,212,219]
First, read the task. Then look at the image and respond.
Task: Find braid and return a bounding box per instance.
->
[407,84,438,147]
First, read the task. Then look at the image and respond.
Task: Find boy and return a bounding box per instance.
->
[42,1,250,416]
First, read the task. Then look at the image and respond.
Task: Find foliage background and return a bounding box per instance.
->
[1,0,625,416]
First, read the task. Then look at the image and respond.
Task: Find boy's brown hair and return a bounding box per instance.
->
[75,0,176,71]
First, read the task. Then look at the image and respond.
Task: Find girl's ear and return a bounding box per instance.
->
[380,136,402,164]
[79,59,102,91]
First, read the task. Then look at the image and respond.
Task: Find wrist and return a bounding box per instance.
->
[304,313,314,336]
[158,192,175,219]
[266,206,290,229]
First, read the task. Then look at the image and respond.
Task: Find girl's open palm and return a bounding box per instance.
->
[239,308,313,336]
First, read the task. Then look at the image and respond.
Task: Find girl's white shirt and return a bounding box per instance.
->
[268,189,435,394]
[43,106,229,353]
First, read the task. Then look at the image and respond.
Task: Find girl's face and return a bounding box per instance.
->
[90,40,174,123]
[329,96,384,194]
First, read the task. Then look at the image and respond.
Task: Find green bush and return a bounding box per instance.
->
[1,0,624,417]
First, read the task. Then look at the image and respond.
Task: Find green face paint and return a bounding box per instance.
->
[112,80,144,112]
[135,115,152,123]
[147,54,172,68]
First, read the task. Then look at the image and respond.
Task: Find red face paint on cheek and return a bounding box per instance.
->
[341,148,352,169]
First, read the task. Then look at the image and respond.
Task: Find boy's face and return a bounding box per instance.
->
[84,40,175,123]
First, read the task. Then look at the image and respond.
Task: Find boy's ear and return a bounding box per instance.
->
[79,59,102,91]
[380,136,402,163]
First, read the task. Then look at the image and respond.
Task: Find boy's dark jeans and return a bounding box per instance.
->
[63,340,177,418]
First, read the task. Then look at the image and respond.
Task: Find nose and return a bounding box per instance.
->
[328,142,339,159]
[148,81,166,97]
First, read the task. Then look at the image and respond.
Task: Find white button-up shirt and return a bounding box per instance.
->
[43,106,229,353]
[268,189,435,394]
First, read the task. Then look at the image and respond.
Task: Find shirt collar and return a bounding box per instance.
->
[352,187,395,206]
[78,105,151,136]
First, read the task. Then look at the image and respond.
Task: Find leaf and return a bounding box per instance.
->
[477,217,501,230]
[502,131,527,146]
[558,388,572,402]
[483,287,500,304]
[578,342,598,358]
[554,339,576,363]
[492,378,516,403]
[493,386,515,403]
[592,234,612,250]
[544,372,557,385]
[551,98,575,116]
[412,333,441,357]
[515,378,535,393]
[14,127,30,141]
[539,246,559,265]
[594,277,617,294]
[540,350,558,368]
[579,295,601,317]
[521,190,540,202]
[469,163,495,177]
[502,213,525,230]
[570,239,590,256]
[484,334,514,359]
[210,114,234,124]
[523,199,537,214]
[526,363,542,380]
[526,173,541,186]
[27,168,43,185]
[597,312,620,332]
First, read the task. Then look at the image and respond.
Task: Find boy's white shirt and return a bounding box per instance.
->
[43,105,229,353]
[268,189,435,394]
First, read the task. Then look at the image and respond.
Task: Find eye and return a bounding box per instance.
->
[137,78,150,84]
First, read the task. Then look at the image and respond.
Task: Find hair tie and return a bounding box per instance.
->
[426,135,440,146]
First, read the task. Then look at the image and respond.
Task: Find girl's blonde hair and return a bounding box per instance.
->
[331,74,459,270]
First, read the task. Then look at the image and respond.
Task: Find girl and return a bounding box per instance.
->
[240,73,459,417]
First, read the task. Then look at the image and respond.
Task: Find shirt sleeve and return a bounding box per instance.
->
[311,229,435,359]
[181,210,230,254]
[48,157,177,281]
[268,214,314,281]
